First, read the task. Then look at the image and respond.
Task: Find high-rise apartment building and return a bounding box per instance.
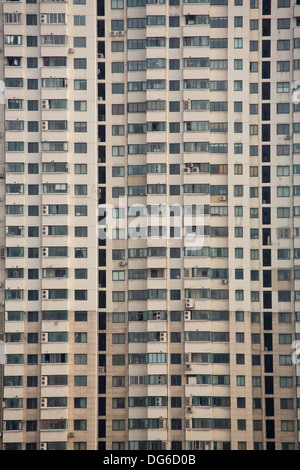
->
[1,0,300,452]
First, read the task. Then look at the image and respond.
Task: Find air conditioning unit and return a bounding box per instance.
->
[119,260,127,266]
[185,419,190,429]
[41,376,48,386]
[40,398,47,408]
[41,332,48,343]
[185,397,191,406]
[42,290,49,300]
[160,332,166,342]
[40,443,47,450]
[185,37,192,46]
[186,406,193,413]
[41,100,49,109]
[68,48,75,54]
[222,279,228,285]
[42,205,48,215]
[111,31,117,36]
[40,14,47,24]
[0,248,5,258]
[183,167,189,173]
[284,135,291,140]
[184,100,190,111]
[0,334,4,342]
[184,268,190,277]
[68,432,76,438]
[220,196,227,201]
[191,167,199,173]
[184,354,190,362]
[117,31,124,36]
[42,226,48,236]
[154,311,161,320]
[184,310,191,321]
[161,441,168,450]
[98,53,104,58]
[98,366,105,373]
[42,121,47,131]
[42,248,48,257]
[185,298,195,309]
[159,418,164,428]
[185,363,191,370]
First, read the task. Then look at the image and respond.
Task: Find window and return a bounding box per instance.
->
[169,58,180,70]
[112,84,124,95]
[112,420,125,431]
[278,19,290,29]
[277,60,290,72]
[74,312,87,322]
[74,101,87,112]
[277,82,290,93]
[5,35,23,46]
[74,80,87,91]
[112,0,124,7]
[277,103,290,114]
[169,80,180,91]
[27,36,38,47]
[74,398,87,408]
[280,377,293,388]
[278,0,290,7]
[236,333,244,343]
[74,37,86,48]
[169,16,180,27]
[235,290,244,301]
[209,16,227,28]
[5,13,22,24]
[74,15,86,26]
[234,81,243,91]
[112,41,124,52]
[277,208,290,218]
[234,16,243,27]
[74,58,87,69]
[234,38,243,49]
[74,332,87,343]
[74,143,87,154]
[112,125,125,136]
[74,354,87,365]
[235,227,243,238]
[234,59,243,71]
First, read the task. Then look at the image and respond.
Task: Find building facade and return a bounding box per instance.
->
[1,0,300,451]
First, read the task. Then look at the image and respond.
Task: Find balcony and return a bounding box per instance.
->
[295,3,300,18]
[5,57,22,67]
